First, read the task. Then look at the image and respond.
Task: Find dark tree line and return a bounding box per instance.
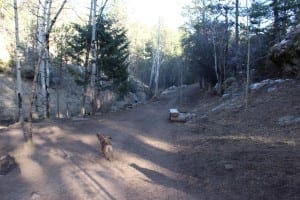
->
[181,0,299,93]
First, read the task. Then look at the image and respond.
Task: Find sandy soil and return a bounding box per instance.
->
[0,80,299,200]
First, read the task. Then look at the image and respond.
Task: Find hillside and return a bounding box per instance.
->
[0,72,148,125]
[0,73,83,124]
[177,79,300,200]
[0,79,299,200]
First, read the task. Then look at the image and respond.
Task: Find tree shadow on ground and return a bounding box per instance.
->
[130,163,188,190]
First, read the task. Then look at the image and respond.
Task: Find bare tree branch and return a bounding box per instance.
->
[98,0,109,17]
[46,0,67,34]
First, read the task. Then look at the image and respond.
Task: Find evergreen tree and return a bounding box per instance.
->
[250,1,271,35]
[96,16,129,87]
[66,16,130,95]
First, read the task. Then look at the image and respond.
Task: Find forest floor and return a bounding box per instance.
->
[0,80,299,200]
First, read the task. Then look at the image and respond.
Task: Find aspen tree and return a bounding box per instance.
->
[13,0,24,123]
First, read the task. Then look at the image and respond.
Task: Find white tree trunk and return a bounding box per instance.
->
[245,0,251,108]
[37,0,67,119]
[178,61,183,105]
[154,53,160,96]
[235,0,239,47]
[212,34,219,83]
[45,0,52,88]
[44,0,52,118]
[28,0,67,142]
[90,0,97,114]
[38,0,48,119]
[151,19,161,97]
[13,0,23,123]
[81,0,94,116]
[149,51,155,88]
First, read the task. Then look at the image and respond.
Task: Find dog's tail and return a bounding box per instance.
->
[105,145,113,161]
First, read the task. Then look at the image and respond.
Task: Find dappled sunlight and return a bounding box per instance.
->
[45,148,70,165]
[33,136,48,146]
[180,134,297,146]
[12,145,48,187]
[0,76,16,89]
[38,125,62,135]
[70,133,101,145]
[0,37,10,62]
[246,135,297,146]
[16,126,125,199]
[100,119,139,136]
[33,125,65,145]
[135,134,178,153]
[0,78,17,112]
[215,135,297,146]
[20,158,47,184]
[58,151,124,200]
[101,119,178,153]
[2,99,16,109]
[60,169,86,198]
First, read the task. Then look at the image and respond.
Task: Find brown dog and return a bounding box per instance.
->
[96,133,113,161]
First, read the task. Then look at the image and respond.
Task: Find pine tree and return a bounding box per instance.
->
[66,16,130,97]
[95,16,129,94]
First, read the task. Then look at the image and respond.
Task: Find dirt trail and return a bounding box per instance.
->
[1,81,299,200]
[0,86,201,200]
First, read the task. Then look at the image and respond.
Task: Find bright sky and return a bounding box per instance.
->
[125,0,186,29]
[68,0,250,29]
[67,0,187,29]
[124,0,249,29]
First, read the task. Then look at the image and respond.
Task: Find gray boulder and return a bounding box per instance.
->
[278,116,300,126]
[0,154,17,175]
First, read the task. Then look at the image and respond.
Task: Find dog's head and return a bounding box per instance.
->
[96,133,112,143]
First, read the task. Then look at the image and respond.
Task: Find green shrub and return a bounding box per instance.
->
[8,58,16,70]
[117,80,136,97]
[21,66,35,80]
[0,59,10,73]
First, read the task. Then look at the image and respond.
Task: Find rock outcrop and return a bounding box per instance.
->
[109,78,150,112]
[269,24,300,78]
[0,154,17,175]
[0,72,150,123]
